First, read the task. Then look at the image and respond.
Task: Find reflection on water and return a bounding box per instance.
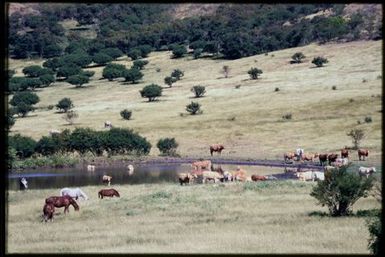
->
[7,163,292,190]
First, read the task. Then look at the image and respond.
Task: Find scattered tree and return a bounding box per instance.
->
[132,60,149,70]
[56,97,74,113]
[310,166,373,216]
[193,48,203,59]
[62,110,79,125]
[127,48,142,60]
[123,68,143,84]
[92,53,113,66]
[164,76,177,87]
[171,69,184,80]
[347,129,365,149]
[39,74,55,87]
[172,45,187,58]
[57,65,82,79]
[157,138,178,156]
[120,109,132,120]
[140,84,162,102]
[100,47,124,60]
[290,52,306,64]
[22,65,53,77]
[248,67,263,79]
[14,102,34,117]
[191,85,206,98]
[102,64,126,81]
[66,75,90,88]
[10,91,40,107]
[186,101,202,115]
[312,56,329,67]
[8,134,37,158]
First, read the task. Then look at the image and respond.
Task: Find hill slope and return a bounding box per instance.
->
[8,40,382,160]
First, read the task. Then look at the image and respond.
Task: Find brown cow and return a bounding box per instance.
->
[301,153,318,162]
[178,173,194,185]
[358,149,369,161]
[210,144,224,156]
[341,148,349,159]
[318,154,328,166]
[192,160,212,171]
[284,152,296,162]
[251,174,268,182]
[327,153,339,165]
[232,167,247,182]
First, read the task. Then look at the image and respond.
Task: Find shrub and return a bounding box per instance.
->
[367,211,382,254]
[186,101,201,115]
[362,78,367,83]
[290,52,306,64]
[248,67,263,79]
[172,45,187,58]
[7,113,15,130]
[282,113,292,120]
[312,56,329,67]
[332,85,337,90]
[140,84,162,102]
[10,91,40,107]
[14,102,34,117]
[275,87,280,92]
[235,85,241,89]
[22,65,53,77]
[156,68,161,72]
[157,138,178,156]
[57,65,82,79]
[56,97,74,113]
[39,74,55,87]
[164,76,177,87]
[364,116,372,123]
[191,85,206,98]
[193,48,203,59]
[120,109,132,120]
[171,69,184,80]
[102,65,126,81]
[347,129,365,149]
[20,78,43,90]
[127,48,142,60]
[137,44,152,58]
[310,166,373,216]
[80,70,95,78]
[99,47,123,60]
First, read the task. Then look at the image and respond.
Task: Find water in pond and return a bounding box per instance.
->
[8,163,293,191]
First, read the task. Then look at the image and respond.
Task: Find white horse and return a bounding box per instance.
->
[60,187,89,200]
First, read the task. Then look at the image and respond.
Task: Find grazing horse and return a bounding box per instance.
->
[42,203,55,222]
[358,149,369,161]
[19,177,28,190]
[251,174,268,182]
[341,148,349,159]
[327,153,339,165]
[98,189,120,199]
[60,188,88,200]
[210,144,224,156]
[45,195,79,214]
[102,175,112,186]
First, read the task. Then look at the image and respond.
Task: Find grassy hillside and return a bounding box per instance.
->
[8,40,382,160]
[6,181,380,253]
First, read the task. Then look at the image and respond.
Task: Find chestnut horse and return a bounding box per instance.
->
[42,203,55,222]
[45,195,79,214]
[98,189,120,199]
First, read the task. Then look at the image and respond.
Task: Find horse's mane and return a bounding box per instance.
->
[68,196,79,209]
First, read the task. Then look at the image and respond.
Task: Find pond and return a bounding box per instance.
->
[7,163,295,191]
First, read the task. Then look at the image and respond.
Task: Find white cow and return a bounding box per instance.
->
[333,158,349,167]
[358,167,376,178]
[295,171,324,181]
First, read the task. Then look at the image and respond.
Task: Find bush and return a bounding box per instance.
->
[102,64,126,81]
[137,44,152,58]
[193,48,203,59]
[14,102,34,117]
[57,65,82,79]
[20,78,43,90]
[312,56,329,67]
[123,68,143,84]
[92,53,113,65]
[367,211,382,254]
[282,113,292,120]
[186,101,201,115]
[332,85,337,90]
[99,47,124,60]
[164,76,177,87]
[157,138,178,156]
[275,87,280,92]
[290,52,306,64]
[56,97,74,113]
[191,85,206,98]
[140,84,162,102]
[7,113,15,130]
[248,67,263,79]
[172,45,187,58]
[39,74,55,87]
[127,48,142,60]
[120,109,132,120]
[22,65,53,77]
[310,166,373,216]
[10,91,40,107]
[364,116,372,123]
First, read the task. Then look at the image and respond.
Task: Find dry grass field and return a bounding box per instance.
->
[6,181,380,254]
[8,40,382,161]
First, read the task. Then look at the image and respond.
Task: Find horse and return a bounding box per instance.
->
[60,187,89,200]
[210,144,224,156]
[45,195,79,214]
[98,189,120,199]
[42,203,55,222]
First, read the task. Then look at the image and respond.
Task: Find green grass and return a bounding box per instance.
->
[6,181,380,253]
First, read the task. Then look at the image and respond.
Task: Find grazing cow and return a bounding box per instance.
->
[102,175,112,186]
[318,154,328,166]
[251,174,268,182]
[42,203,55,222]
[19,177,28,190]
[178,173,194,185]
[295,171,325,181]
[301,153,318,162]
[295,148,304,161]
[358,166,376,178]
[202,171,223,183]
[104,121,112,129]
[192,160,212,171]
[87,164,95,171]
[210,144,224,156]
[284,152,296,162]
[333,158,349,167]
[358,149,369,161]
[341,148,349,159]
[327,153,339,165]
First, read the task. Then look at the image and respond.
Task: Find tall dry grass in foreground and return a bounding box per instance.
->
[7,181,380,253]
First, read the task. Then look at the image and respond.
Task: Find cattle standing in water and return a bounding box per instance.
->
[19,177,28,190]
[358,149,369,161]
[341,148,349,159]
[210,144,224,156]
[98,189,120,199]
[358,166,376,178]
[42,203,55,222]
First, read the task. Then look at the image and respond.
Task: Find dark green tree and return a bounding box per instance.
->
[66,75,90,88]
[8,134,37,158]
[171,69,184,80]
[140,84,162,102]
[100,47,124,60]
[22,65,53,77]
[128,48,142,60]
[14,102,34,117]
[120,109,132,120]
[39,74,55,87]
[35,136,60,156]
[123,68,143,84]
[191,85,206,98]
[57,65,82,79]
[7,113,16,130]
[21,78,43,90]
[290,52,306,64]
[132,60,149,70]
[312,56,329,67]
[248,67,263,79]
[172,45,187,58]
[56,97,74,113]
[157,138,178,156]
[186,101,201,115]
[43,57,63,71]
[10,91,40,107]
[92,53,113,65]
[164,76,177,87]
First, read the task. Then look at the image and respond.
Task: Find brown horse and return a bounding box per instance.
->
[98,189,120,199]
[45,195,79,214]
[42,203,55,222]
